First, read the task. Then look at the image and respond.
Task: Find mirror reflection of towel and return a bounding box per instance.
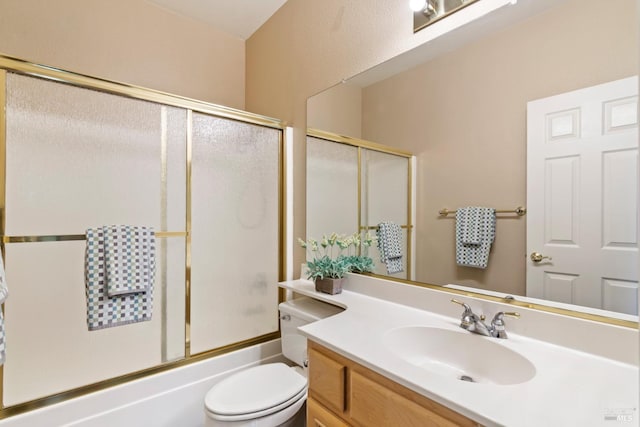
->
[377,222,404,274]
[455,207,496,269]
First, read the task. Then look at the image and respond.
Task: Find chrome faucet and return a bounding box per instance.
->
[451,299,519,339]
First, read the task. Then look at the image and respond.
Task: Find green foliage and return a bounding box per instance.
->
[342,255,375,274]
[306,255,351,280]
[299,232,376,280]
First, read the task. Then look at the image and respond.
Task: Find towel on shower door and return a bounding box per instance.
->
[0,249,8,365]
[104,225,155,296]
[376,222,404,274]
[455,207,496,269]
[85,226,156,330]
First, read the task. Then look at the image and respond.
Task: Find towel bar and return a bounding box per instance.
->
[438,206,526,217]
[359,225,413,231]
[2,231,188,243]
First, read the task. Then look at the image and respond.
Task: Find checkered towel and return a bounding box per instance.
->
[104,225,154,297]
[455,207,496,269]
[85,226,155,330]
[376,222,404,274]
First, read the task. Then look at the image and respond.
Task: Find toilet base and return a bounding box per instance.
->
[204,395,306,427]
[285,402,305,427]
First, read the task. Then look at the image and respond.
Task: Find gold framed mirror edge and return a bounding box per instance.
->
[364,273,638,329]
[308,128,414,158]
[307,0,639,330]
[307,129,637,328]
[0,53,286,130]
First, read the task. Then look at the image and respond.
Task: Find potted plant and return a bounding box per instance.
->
[298,232,376,294]
[341,232,376,274]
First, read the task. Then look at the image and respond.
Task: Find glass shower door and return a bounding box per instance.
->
[3,73,187,405]
[361,149,411,279]
[190,113,281,354]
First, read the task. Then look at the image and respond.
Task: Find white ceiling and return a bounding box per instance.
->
[145,0,288,40]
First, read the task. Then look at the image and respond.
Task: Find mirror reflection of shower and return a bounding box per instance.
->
[306,132,415,280]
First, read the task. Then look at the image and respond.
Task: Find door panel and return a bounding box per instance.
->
[527,77,638,315]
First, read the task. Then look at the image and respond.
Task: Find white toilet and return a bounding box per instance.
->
[204,297,343,426]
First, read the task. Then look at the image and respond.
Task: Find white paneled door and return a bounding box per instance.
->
[527,77,639,315]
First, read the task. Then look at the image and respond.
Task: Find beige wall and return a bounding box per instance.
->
[0,0,245,108]
[307,83,363,138]
[247,0,638,293]
[360,0,638,294]
[246,0,502,277]
[1,0,635,290]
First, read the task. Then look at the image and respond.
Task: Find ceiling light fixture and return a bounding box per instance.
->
[410,0,438,15]
[409,0,427,12]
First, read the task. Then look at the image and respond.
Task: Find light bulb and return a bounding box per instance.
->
[410,0,427,12]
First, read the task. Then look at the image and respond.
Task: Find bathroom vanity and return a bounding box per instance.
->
[307,340,479,427]
[280,274,639,427]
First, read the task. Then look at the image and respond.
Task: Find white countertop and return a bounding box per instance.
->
[280,278,639,427]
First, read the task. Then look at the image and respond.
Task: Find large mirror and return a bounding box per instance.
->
[306,0,639,322]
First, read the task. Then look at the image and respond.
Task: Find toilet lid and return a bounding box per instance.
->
[205,363,307,417]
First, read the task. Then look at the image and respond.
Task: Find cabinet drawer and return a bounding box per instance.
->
[350,371,461,427]
[307,397,350,427]
[308,347,347,414]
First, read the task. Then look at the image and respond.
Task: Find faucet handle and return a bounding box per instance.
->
[451,299,478,329]
[451,299,485,320]
[450,298,471,310]
[494,311,520,320]
[491,311,520,339]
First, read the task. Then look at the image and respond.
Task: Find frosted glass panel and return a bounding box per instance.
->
[307,137,359,238]
[362,149,409,278]
[3,240,184,405]
[191,113,280,354]
[162,106,188,362]
[5,73,186,234]
[164,106,188,232]
[160,237,187,362]
[306,138,411,279]
[3,74,187,404]
[362,149,408,225]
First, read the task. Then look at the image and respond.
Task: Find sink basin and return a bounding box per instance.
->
[383,326,536,385]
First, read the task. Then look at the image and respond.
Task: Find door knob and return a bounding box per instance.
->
[530,252,552,263]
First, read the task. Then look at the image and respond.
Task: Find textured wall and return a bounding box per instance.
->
[307,83,363,139]
[246,0,512,277]
[361,0,638,294]
[0,0,246,108]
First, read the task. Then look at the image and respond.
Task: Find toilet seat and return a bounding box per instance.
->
[205,363,307,422]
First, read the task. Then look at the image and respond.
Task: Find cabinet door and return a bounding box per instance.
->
[350,371,464,427]
[308,347,347,414]
[307,397,350,427]
[309,341,481,427]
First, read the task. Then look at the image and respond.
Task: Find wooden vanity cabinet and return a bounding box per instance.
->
[307,340,482,427]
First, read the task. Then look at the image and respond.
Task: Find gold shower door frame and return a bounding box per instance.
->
[0,54,287,419]
[307,128,414,278]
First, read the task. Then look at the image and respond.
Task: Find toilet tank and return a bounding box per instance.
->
[279,297,343,367]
